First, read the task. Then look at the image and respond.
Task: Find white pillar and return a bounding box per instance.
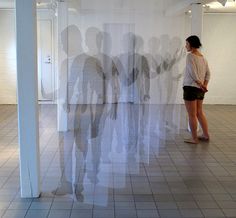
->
[188,2,203,132]
[15,0,40,197]
[191,3,203,39]
[57,2,68,131]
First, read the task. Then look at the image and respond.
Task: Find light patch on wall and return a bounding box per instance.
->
[207,0,236,9]
[6,43,16,73]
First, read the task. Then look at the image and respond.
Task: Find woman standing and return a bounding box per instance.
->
[183,35,210,144]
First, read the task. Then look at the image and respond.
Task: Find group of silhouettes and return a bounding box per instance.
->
[53,25,185,203]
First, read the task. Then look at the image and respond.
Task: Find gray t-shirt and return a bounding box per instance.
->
[183,53,210,88]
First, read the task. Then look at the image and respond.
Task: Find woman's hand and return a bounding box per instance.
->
[196,80,208,92]
[200,84,208,92]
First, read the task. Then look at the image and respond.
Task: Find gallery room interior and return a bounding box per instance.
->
[0,0,236,217]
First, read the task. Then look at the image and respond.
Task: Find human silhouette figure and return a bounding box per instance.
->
[159,35,185,137]
[54,25,86,197]
[130,34,151,164]
[54,26,107,204]
[143,37,163,142]
[114,33,151,170]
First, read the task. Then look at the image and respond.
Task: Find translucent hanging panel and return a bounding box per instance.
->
[55,0,187,204]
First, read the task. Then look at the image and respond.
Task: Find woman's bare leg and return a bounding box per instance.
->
[197,100,209,139]
[184,100,198,143]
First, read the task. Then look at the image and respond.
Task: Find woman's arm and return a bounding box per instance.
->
[204,61,210,86]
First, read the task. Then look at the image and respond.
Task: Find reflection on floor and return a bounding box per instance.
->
[0,104,236,218]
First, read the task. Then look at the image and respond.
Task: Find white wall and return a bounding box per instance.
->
[1,6,236,105]
[0,10,17,104]
[202,13,236,104]
[184,13,236,104]
[0,9,57,104]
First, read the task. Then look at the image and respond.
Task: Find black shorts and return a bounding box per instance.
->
[183,86,205,101]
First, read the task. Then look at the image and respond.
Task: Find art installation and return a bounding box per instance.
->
[48,0,187,204]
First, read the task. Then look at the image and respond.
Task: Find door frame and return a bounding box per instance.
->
[37,9,56,103]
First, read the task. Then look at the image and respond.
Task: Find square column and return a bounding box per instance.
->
[191,3,203,39]
[57,2,68,131]
[15,0,40,197]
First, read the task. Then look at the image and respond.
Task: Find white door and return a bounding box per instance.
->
[37,20,54,101]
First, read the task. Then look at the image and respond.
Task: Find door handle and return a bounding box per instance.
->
[44,55,52,64]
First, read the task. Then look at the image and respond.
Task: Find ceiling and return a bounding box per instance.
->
[0,0,236,13]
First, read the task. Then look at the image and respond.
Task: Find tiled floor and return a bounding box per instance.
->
[0,104,236,218]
